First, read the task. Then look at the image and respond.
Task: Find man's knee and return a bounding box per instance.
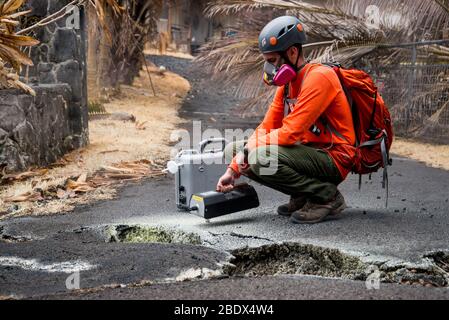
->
[248,146,280,177]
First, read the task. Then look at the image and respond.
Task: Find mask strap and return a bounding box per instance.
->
[293,50,301,71]
[281,46,305,72]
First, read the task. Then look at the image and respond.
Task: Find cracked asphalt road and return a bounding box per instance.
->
[40,276,449,300]
[1,56,449,300]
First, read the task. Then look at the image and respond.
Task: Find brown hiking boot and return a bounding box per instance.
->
[277,195,308,217]
[290,190,347,224]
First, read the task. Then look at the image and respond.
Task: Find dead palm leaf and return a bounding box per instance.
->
[0,0,39,94]
[3,191,43,203]
[91,0,125,41]
[0,0,23,15]
[0,168,48,185]
[198,0,449,110]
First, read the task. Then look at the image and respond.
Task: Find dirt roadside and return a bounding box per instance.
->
[392,138,449,171]
[0,65,190,220]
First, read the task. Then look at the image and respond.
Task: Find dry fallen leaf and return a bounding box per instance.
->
[96,160,164,182]
[56,188,68,199]
[3,191,43,203]
[1,160,165,206]
[99,149,128,155]
[1,169,48,184]
[102,165,134,174]
[103,173,142,180]
[77,173,88,183]
[66,179,94,193]
[135,121,148,130]
[89,176,113,187]
[73,185,94,193]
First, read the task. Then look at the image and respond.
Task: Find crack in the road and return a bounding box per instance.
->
[225,243,367,279]
[5,223,449,290]
[208,231,275,243]
[106,225,202,245]
[223,243,449,288]
[0,227,33,243]
[377,263,448,287]
[426,251,449,273]
[103,225,276,246]
[3,220,449,298]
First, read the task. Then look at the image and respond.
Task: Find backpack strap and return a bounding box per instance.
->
[380,133,389,208]
[322,119,347,142]
[283,84,294,117]
[322,63,360,147]
[360,132,390,207]
[370,92,378,129]
[283,66,311,117]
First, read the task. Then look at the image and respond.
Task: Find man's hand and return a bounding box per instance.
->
[217,168,239,193]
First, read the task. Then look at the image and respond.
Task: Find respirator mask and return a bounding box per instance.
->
[262,49,301,87]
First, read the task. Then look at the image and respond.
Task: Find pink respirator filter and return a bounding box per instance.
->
[273,64,297,86]
[263,62,297,86]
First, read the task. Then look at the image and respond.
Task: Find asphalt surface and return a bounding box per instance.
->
[1,56,449,300]
[148,55,263,131]
[0,230,229,298]
[42,275,449,300]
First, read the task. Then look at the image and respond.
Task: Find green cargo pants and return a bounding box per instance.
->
[224,141,343,204]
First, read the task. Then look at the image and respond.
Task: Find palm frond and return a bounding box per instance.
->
[435,0,449,12]
[198,0,449,105]
[206,0,348,18]
[1,0,23,15]
[0,0,38,95]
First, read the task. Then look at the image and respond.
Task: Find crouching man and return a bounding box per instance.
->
[217,16,357,224]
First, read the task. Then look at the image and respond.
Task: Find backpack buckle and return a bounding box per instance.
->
[367,128,381,140]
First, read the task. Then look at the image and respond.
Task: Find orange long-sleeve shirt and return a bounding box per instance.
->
[230,63,357,180]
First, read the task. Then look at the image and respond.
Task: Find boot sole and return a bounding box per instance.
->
[278,206,307,217]
[330,203,348,216]
[290,203,347,225]
[277,209,293,217]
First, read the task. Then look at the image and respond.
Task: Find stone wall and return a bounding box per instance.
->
[0,0,88,173]
[0,85,85,171]
[25,0,88,105]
